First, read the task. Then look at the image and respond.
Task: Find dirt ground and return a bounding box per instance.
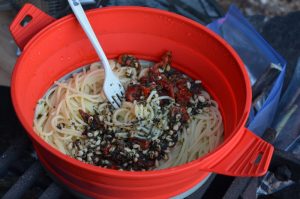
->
[216,0,300,16]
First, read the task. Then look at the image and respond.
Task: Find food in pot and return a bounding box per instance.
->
[34,51,223,171]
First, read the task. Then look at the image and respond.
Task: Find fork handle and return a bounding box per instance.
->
[68,0,112,76]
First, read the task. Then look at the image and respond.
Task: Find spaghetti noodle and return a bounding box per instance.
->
[34,52,223,171]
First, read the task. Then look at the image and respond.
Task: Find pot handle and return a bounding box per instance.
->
[9,3,55,50]
[202,128,274,176]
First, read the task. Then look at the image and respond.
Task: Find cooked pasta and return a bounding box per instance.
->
[34,52,223,171]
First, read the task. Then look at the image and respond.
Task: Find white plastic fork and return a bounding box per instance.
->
[68,0,125,109]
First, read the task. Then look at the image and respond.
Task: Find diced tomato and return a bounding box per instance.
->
[175,88,192,106]
[170,106,189,123]
[126,84,153,102]
[175,79,188,90]
[79,109,91,123]
[139,76,149,84]
[142,87,151,97]
[167,84,175,98]
[149,82,157,90]
[102,146,110,155]
[125,85,143,102]
[117,54,141,71]
[152,62,162,72]
[117,54,127,65]
[180,107,190,122]
[162,51,171,64]
[129,138,150,150]
[152,51,172,72]
[155,79,173,98]
[140,140,150,150]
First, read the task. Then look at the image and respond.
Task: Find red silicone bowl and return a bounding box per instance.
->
[10,4,273,199]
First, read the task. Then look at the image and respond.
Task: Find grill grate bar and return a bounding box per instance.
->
[3,161,43,199]
[0,137,28,177]
[39,182,63,199]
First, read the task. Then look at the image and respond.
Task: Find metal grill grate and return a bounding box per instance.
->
[1,84,299,198]
[0,86,69,199]
[2,1,300,198]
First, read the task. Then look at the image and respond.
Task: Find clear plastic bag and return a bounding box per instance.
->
[210,6,300,196]
[207,5,286,136]
[273,57,300,149]
[258,57,300,195]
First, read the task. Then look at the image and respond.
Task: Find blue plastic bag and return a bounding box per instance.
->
[258,57,300,194]
[207,5,286,136]
[273,57,300,149]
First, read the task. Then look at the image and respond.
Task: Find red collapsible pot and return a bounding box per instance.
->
[10,4,273,199]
